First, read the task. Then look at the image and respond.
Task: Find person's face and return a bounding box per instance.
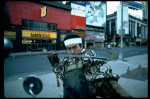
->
[66,44,83,55]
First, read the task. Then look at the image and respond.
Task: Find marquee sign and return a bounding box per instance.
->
[22,30,57,39]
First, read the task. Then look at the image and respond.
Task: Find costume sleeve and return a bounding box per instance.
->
[83,50,119,81]
[82,50,107,68]
[47,53,67,79]
[47,52,59,67]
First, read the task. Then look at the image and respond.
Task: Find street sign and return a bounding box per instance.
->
[41,6,47,17]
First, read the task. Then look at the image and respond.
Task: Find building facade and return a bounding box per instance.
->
[106,11,148,47]
[4,1,107,52]
[71,1,86,48]
[4,1,71,52]
[70,1,106,49]
[84,1,106,49]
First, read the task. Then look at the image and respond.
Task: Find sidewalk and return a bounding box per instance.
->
[9,46,142,57]
[4,54,148,98]
[8,48,108,57]
[107,53,148,98]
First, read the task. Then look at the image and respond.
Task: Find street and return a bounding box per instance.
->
[4,46,148,79]
[95,46,148,59]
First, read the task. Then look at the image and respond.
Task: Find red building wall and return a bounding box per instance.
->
[71,15,86,29]
[6,1,71,30]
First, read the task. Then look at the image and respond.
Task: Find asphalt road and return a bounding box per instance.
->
[4,46,148,79]
[95,46,148,59]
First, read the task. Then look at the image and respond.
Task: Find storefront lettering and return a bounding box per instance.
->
[22,30,57,39]
[31,33,50,38]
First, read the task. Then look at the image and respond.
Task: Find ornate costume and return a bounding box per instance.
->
[48,49,120,98]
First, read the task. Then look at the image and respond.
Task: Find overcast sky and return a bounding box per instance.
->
[107,1,142,19]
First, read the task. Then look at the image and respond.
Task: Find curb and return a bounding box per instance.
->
[9,50,67,57]
[8,46,146,57]
[8,48,108,57]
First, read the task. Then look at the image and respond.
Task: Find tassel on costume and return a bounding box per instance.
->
[56,75,60,87]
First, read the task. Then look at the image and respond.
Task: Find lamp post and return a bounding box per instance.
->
[118,2,124,61]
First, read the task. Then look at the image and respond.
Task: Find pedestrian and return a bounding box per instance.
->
[47,32,131,98]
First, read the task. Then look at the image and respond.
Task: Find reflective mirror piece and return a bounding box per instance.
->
[4,37,13,59]
[23,76,43,96]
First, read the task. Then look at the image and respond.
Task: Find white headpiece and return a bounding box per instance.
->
[64,38,82,46]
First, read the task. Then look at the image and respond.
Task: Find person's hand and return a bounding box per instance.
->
[51,52,58,59]
[47,52,59,66]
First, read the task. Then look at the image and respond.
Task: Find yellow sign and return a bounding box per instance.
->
[22,40,32,44]
[4,31,16,40]
[141,39,147,42]
[22,30,57,39]
[41,6,46,17]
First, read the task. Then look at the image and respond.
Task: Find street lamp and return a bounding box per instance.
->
[118,2,124,61]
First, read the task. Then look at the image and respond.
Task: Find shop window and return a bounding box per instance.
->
[4,25,16,40]
[60,30,67,41]
[22,20,56,32]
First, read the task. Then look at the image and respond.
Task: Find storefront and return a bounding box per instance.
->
[85,1,106,49]
[141,39,147,46]
[71,29,85,47]
[115,35,134,47]
[136,38,141,46]
[85,26,105,49]
[22,30,57,51]
[57,29,70,50]
[5,1,71,52]
[71,1,86,47]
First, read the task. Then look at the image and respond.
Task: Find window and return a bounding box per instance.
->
[106,20,109,35]
[129,21,131,36]
[4,25,16,40]
[22,20,57,32]
[111,19,116,36]
[132,21,135,38]
[137,23,139,37]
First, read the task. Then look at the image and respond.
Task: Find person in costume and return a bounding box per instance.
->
[47,32,131,98]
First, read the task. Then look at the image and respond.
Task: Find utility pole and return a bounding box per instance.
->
[118,2,124,61]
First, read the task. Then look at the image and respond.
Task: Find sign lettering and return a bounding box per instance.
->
[22,30,57,39]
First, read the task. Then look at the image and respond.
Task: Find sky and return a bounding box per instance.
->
[107,1,143,19]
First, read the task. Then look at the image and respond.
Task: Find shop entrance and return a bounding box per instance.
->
[87,43,93,49]
[22,20,57,52]
[136,42,140,47]
[22,39,56,51]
